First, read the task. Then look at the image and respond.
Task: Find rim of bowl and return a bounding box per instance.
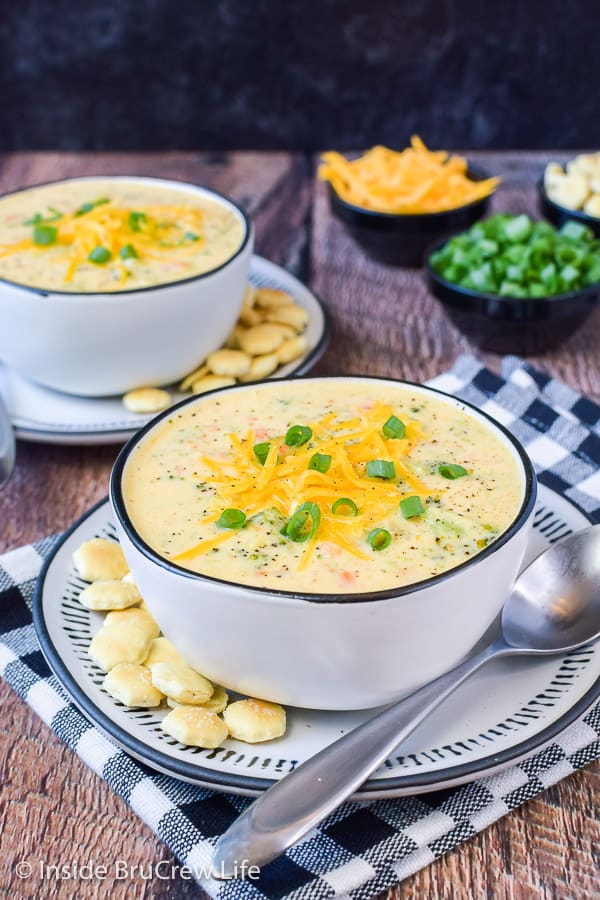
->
[110,375,538,605]
[425,234,600,305]
[328,163,494,221]
[0,174,252,298]
[538,177,600,227]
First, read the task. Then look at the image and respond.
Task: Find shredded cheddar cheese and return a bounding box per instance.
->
[173,401,441,567]
[319,136,499,214]
[0,200,205,284]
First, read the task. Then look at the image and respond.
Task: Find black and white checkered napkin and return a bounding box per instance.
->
[1,355,599,899]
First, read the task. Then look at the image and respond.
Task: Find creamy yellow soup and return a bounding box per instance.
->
[0,179,244,292]
[123,381,525,594]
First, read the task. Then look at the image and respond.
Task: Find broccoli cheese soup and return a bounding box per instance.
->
[122,379,525,594]
[0,178,245,292]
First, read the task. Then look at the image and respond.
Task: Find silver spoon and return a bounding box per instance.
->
[0,392,15,489]
[213,525,600,878]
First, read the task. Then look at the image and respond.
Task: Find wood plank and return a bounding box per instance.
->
[0,151,597,900]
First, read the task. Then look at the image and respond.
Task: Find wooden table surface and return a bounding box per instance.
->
[0,152,598,899]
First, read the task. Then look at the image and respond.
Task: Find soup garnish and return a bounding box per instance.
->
[2,198,205,284]
[0,180,244,291]
[123,380,524,593]
[319,136,499,214]
[170,402,458,568]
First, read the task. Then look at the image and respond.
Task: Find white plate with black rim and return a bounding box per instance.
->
[33,484,599,798]
[0,255,330,446]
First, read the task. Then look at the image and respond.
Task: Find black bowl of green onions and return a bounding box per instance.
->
[426,214,600,354]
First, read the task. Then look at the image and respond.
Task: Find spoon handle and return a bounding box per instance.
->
[213,640,506,877]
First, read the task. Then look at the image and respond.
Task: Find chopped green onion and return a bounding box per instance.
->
[253,442,271,466]
[560,264,579,286]
[555,244,581,266]
[25,207,62,225]
[332,497,359,516]
[428,213,600,297]
[478,238,499,257]
[368,528,392,551]
[285,424,312,447]
[366,459,395,480]
[88,246,112,264]
[382,415,406,439]
[308,452,331,473]
[32,224,57,246]
[400,495,425,518]
[529,282,545,297]
[499,281,523,297]
[504,214,533,243]
[184,231,199,241]
[282,502,321,542]
[560,220,591,241]
[438,463,468,480]
[129,211,147,232]
[540,262,557,285]
[74,197,110,217]
[120,244,138,260]
[217,508,246,529]
[468,263,495,293]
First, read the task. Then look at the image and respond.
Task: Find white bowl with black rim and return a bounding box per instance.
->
[0,176,253,396]
[110,376,537,711]
[0,255,330,445]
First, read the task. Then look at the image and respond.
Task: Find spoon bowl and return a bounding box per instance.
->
[503,527,600,652]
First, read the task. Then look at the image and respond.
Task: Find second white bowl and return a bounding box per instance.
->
[0,176,253,396]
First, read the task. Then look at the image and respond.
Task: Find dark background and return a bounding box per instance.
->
[1,0,598,151]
